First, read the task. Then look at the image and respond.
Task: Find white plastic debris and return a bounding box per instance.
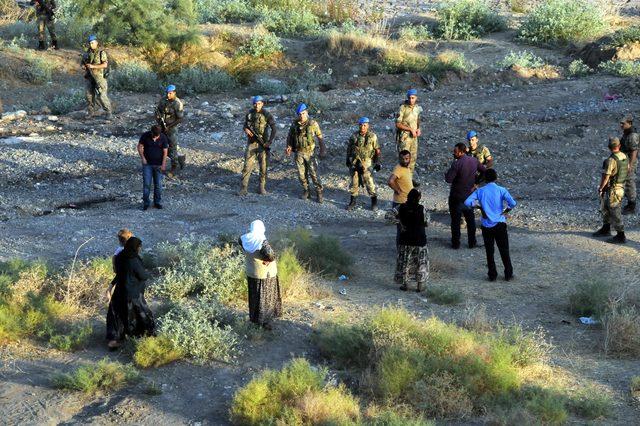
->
[339,288,347,296]
[338,275,348,281]
[579,316,599,325]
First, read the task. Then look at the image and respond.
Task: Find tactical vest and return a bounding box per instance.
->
[159,98,182,122]
[470,144,487,163]
[84,49,109,78]
[610,152,628,187]
[295,119,317,152]
[244,249,278,280]
[248,110,268,137]
[352,132,376,162]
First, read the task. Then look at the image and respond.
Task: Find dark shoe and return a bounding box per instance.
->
[142,204,149,211]
[592,224,611,237]
[415,286,422,293]
[399,285,408,291]
[178,154,186,170]
[316,189,323,204]
[346,196,357,211]
[468,241,477,249]
[301,189,310,200]
[154,204,163,209]
[52,40,59,50]
[607,232,626,244]
[488,276,497,282]
[622,202,636,215]
[412,179,421,188]
[452,243,460,250]
[504,275,513,282]
[38,40,46,50]
[371,196,378,211]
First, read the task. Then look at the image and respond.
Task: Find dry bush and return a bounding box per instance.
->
[0,0,30,22]
[58,257,113,314]
[603,304,640,357]
[325,29,388,56]
[312,0,360,24]
[9,261,49,303]
[461,303,493,333]
[296,386,361,424]
[143,37,230,76]
[410,373,473,419]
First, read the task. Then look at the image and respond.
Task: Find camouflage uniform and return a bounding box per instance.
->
[155,96,185,166]
[600,151,628,232]
[620,129,639,204]
[32,0,57,48]
[83,48,112,115]
[469,144,492,167]
[287,118,323,193]
[346,130,379,196]
[241,108,276,192]
[396,102,423,171]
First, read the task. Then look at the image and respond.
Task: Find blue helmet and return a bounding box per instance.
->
[88,34,98,42]
[358,117,369,125]
[466,130,478,141]
[166,84,176,93]
[406,88,418,98]
[252,95,264,104]
[296,103,308,115]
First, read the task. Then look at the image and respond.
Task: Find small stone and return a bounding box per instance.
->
[93,183,104,190]
[223,112,234,119]
[211,132,224,142]
[47,115,59,122]
[358,229,367,235]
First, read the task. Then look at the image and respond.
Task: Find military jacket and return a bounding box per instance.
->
[603,151,628,188]
[83,49,108,79]
[244,108,274,142]
[620,129,639,155]
[155,97,184,128]
[469,144,492,166]
[33,0,56,17]
[396,102,422,136]
[347,131,379,163]
[287,119,322,153]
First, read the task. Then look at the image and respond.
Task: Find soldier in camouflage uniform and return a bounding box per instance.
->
[466,130,493,168]
[593,137,628,244]
[346,117,381,211]
[32,0,58,50]
[155,85,185,178]
[239,96,276,196]
[286,103,326,203]
[82,35,112,119]
[619,115,638,214]
[395,89,423,173]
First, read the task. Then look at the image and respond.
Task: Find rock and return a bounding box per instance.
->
[1,110,27,122]
[200,101,209,107]
[47,115,59,122]
[45,126,56,131]
[575,36,640,68]
[223,112,234,119]
[93,183,104,190]
[358,229,368,236]
[211,132,225,142]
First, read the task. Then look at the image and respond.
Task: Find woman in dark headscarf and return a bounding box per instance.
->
[395,188,429,292]
[239,220,282,330]
[106,236,155,349]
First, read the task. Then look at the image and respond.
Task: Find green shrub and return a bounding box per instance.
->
[290,90,330,115]
[524,387,569,425]
[195,0,256,23]
[315,321,371,368]
[599,59,640,77]
[257,6,321,37]
[239,28,283,57]
[631,376,640,393]
[111,61,160,93]
[567,59,592,77]
[52,358,139,394]
[280,228,353,277]
[0,293,72,344]
[517,0,607,46]
[276,246,304,295]
[567,386,613,420]
[251,75,290,94]
[169,66,237,94]
[495,324,551,366]
[50,89,85,115]
[436,0,506,40]
[49,323,93,352]
[230,358,360,425]
[158,300,240,362]
[398,24,433,43]
[500,50,545,69]
[568,280,614,318]
[22,52,54,84]
[424,285,463,305]
[134,335,184,368]
[365,407,434,426]
[610,25,640,48]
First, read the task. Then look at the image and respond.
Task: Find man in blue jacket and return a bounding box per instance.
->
[465,169,516,281]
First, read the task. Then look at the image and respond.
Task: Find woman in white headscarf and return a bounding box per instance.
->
[239,220,282,329]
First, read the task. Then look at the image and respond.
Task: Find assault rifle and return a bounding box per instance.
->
[247,124,270,152]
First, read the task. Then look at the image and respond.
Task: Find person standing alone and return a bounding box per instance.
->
[137,125,168,210]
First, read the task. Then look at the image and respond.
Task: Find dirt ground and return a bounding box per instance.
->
[1,12,640,425]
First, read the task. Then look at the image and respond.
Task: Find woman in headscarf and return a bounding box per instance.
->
[106,236,155,349]
[239,220,282,330]
[395,188,429,292]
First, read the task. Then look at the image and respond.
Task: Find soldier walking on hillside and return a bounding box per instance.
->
[155,85,185,178]
[593,137,628,244]
[619,115,638,214]
[82,35,112,119]
[346,117,381,211]
[286,103,326,203]
[395,89,423,175]
[239,96,276,196]
[31,0,58,50]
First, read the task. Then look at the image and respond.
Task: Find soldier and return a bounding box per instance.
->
[466,130,493,168]
[395,88,423,174]
[239,96,276,196]
[593,137,628,244]
[155,85,185,178]
[32,0,58,50]
[346,117,381,211]
[619,115,638,214]
[285,103,326,203]
[82,35,112,119]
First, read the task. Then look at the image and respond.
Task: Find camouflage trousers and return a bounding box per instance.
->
[295,151,322,191]
[165,128,180,162]
[85,75,112,114]
[624,160,637,203]
[349,160,376,196]
[37,16,56,43]
[241,142,268,189]
[397,134,418,172]
[601,187,624,232]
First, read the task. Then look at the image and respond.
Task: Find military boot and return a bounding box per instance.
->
[316,189,324,204]
[51,39,59,50]
[178,154,186,170]
[301,189,310,200]
[371,196,378,211]
[622,201,636,215]
[608,231,626,244]
[38,40,46,50]
[592,224,611,237]
[346,196,357,211]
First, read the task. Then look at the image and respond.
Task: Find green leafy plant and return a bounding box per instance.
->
[169,66,238,94]
[500,50,546,69]
[239,28,283,57]
[111,61,160,93]
[398,24,433,43]
[195,0,256,23]
[436,0,506,40]
[279,228,353,277]
[49,323,93,352]
[610,25,640,48]
[52,358,139,394]
[134,335,185,368]
[599,59,640,77]
[568,280,614,318]
[567,59,592,77]
[50,89,86,115]
[424,285,463,305]
[257,6,321,37]
[22,52,54,84]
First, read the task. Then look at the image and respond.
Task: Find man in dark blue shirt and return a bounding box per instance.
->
[137,125,168,210]
[465,169,517,281]
[445,142,486,249]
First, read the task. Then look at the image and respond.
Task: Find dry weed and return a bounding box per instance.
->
[411,372,474,419]
[603,304,640,357]
[461,303,493,333]
[325,30,388,56]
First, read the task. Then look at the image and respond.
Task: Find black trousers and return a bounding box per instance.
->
[448,196,476,248]
[481,223,513,280]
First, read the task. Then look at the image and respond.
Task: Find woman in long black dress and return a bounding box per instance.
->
[239,220,282,330]
[395,188,429,292]
[106,236,155,349]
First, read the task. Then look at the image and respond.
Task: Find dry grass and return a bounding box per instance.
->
[410,372,473,419]
[603,304,640,357]
[460,303,493,333]
[59,257,113,315]
[325,29,389,56]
